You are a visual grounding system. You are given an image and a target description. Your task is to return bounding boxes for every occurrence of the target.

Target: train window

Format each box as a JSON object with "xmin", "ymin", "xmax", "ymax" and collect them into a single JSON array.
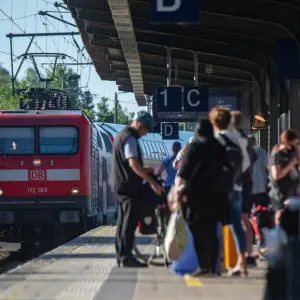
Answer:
[
  {"xmin": 97, "ymin": 132, "xmax": 103, "ymax": 150},
  {"xmin": 39, "ymin": 126, "xmax": 78, "ymax": 154},
  {"xmin": 0, "ymin": 127, "xmax": 35, "ymax": 155},
  {"xmin": 101, "ymin": 132, "xmax": 113, "ymax": 154}
]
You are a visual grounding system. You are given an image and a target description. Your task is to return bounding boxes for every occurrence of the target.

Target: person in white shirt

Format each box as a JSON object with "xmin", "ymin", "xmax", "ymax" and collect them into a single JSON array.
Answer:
[{"xmin": 209, "ymin": 107, "xmax": 249, "ymax": 277}]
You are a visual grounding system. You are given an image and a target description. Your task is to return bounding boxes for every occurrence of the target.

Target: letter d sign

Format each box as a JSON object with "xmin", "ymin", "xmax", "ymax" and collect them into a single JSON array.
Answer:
[{"xmin": 162, "ymin": 123, "xmax": 179, "ymax": 140}]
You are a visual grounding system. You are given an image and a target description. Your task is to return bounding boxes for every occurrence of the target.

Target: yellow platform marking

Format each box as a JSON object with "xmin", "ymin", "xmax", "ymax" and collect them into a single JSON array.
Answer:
[{"xmin": 184, "ymin": 275, "xmax": 203, "ymax": 287}]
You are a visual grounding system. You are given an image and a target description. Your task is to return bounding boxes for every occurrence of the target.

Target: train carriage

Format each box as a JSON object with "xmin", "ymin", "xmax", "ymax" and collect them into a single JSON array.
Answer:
[{"xmin": 0, "ymin": 109, "xmax": 101, "ymax": 249}]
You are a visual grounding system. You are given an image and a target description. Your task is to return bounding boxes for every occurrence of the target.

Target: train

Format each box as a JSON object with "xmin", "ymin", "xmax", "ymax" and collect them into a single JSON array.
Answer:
[{"xmin": 0, "ymin": 103, "xmax": 192, "ymax": 252}]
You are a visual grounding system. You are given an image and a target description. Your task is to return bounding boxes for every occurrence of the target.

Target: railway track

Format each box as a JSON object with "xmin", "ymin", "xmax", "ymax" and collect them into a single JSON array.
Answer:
[{"xmin": 0, "ymin": 251, "xmax": 22, "ymax": 274}]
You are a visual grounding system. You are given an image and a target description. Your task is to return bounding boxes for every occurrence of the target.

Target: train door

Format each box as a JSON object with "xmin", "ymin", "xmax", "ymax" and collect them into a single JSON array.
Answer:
[
  {"xmin": 99, "ymin": 131, "xmax": 114, "ymax": 218},
  {"xmin": 91, "ymin": 127, "xmax": 100, "ymax": 227},
  {"xmin": 95, "ymin": 129, "xmax": 106, "ymax": 223}
]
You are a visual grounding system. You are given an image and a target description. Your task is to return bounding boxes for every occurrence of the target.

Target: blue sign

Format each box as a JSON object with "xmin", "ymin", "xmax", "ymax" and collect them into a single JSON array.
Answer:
[
  {"xmin": 183, "ymin": 87, "xmax": 209, "ymax": 112},
  {"xmin": 162, "ymin": 123, "xmax": 179, "ymax": 140},
  {"xmin": 149, "ymin": 0, "xmax": 200, "ymax": 24},
  {"xmin": 156, "ymin": 87, "xmax": 182, "ymax": 112},
  {"xmin": 276, "ymin": 39, "xmax": 300, "ymax": 80},
  {"xmin": 209, "ymin": 92, "xmax": 239, "ymax": 111},
  {"xmin": 153, "ymin": 87, "xmax": 239, "ymax": 123}
]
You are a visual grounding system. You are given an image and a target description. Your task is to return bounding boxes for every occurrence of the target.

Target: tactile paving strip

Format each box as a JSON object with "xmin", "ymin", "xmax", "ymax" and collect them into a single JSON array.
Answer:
[{"xmin": 0, "ymin": 226, "xmax": 117, "ymax": 300}]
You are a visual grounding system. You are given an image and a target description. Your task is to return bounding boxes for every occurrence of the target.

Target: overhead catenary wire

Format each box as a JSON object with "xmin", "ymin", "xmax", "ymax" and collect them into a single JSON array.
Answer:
[
  {"xmin": 0, "ymin": 8, "xmax": 53, "ymax": 65},
  {"xmin": 0, "ymin": 13, "xmax": 37, "ymax": 22}
]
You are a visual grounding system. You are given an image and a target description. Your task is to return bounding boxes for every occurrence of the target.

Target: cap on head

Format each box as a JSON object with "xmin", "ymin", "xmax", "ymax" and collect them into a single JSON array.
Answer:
[
  {"xmin": 136, "ymin": 111, "xmax": 153, "ymax": 131},
  {"xmin": 172, "ymin": 141, "xmax": 182, "ymax": 153}
]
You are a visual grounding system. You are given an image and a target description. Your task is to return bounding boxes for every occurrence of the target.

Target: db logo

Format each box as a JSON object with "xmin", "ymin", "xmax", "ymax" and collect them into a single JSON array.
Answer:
[{"xmin": 30, "ymin": 170, "xmax": 45, "ymax": 180}]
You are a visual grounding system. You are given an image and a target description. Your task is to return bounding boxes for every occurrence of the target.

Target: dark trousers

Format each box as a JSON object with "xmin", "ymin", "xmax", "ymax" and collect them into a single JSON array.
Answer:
[
  {"xmin": 115, "ymin": 193, "xmax": 139, "ymax": 262},
  {"xmin": 189, "ymin": 218, "xmax": 219, "ymax": 272}
]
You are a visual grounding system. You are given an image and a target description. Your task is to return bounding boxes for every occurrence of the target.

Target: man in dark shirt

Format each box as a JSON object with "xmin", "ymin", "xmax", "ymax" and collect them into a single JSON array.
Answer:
[
  {"xmin": 113, "ymin": 111, "xmax": 164, "ymax": 268},
  {"xmin": 174, "ymin": 119, "xmax": 228, "ymax": 275}
]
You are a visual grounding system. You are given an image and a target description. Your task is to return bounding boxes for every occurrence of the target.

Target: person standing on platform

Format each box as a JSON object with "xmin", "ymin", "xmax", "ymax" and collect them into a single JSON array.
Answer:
[
  {"xmin": 157, "ymin": 141, "xmax": 182, "ymax": 194},
  {"xmin": 231, "ymin": 111, "xmax": 258, "ymax": 267},
  {"xmin": 112, "ymin": 111, "xmax": 164, "ymax": 268},
  {"xmin": 174, "ymin": 119, "xmax": 228, "ymax": 276},
  {"xmin": 247, "ymin": 135, "xmax": 269, "ymax": 257},
  {"xmin": 173, "ymin": 137, "xmax": 196, "ymax": 169},
  {"xmin": 210, "ymin": 107, "xmax": 250, "ymax": 277}
]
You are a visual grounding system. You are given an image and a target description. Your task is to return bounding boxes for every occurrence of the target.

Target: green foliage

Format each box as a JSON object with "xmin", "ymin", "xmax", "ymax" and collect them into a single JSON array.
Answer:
[
  {"xmin": 95, "ymin": 97, "xmax": 135, "ymax": 125},
  {"xmin": 79, "ymin": 90, "xmax": 95, "ymax": 121},
  {"xmin": 0, "ymin": 64, "xmax": 20, "ymax": 110},
  {"xmin": 96, "ymin": 97, "xmax": 113, "ymax": 122},
  {"xmin": 0, "ymin": 63, "xmax": 135, "ymax": 124}
]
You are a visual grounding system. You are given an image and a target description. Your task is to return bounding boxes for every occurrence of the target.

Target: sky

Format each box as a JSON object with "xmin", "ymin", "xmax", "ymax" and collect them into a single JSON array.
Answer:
[{"xmin": 0, "ymin": 0, "xmax": 144, "ymax": 113}]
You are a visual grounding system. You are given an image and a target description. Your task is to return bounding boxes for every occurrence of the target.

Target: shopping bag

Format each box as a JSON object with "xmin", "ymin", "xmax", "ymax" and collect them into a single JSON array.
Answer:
[
  {"xmin": 164, "ymin": 206, "xmax": 188, "ymax": 261},
  {"xmin": 171, "ymin": 222, "xmax": 200, "ymax": 275}
]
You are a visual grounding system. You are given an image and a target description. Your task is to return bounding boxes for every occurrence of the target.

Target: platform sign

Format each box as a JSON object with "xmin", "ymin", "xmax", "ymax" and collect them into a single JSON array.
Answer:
[
  {"xmin": 149, "ymin": 0, "xmax": 200, "ymax": 24},
  {"xmin": 183, "ymin": 87, "xmax": 209, "ymax": 112},
  {"xmin": 209, "ymin": 92, "xmax": 239, "ymax": 111},
  {"xmin": 153, "ymin": 86, "xmax": 209, "ymax": 122},
  {"xmin": 162, "ymin": 123, "xmax": 179, "ymax": 140},
  {"xmin": 156, "ymin": 87, "xmax": 182, "ymax": 112}
]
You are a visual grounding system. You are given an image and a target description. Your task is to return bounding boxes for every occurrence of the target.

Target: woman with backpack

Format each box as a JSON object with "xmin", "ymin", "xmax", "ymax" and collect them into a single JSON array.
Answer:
[{"xmin": 173, "ymin": 118, "xmax": 230, "ymax": 276}]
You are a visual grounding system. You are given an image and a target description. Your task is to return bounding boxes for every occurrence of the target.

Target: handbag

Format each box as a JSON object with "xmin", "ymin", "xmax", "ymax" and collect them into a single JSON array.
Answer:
[{"xmin": 164, "ymin": 199, "xmax": 188, "ymax": 261}]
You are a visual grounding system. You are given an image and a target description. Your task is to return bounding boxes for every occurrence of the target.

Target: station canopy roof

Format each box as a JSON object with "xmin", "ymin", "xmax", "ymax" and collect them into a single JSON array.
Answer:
[{"xmin": 65, "ymin": 0, "xmax": 300, "ymax": 105}]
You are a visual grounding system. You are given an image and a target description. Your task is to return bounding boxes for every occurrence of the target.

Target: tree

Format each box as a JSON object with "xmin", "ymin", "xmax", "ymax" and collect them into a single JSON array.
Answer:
[
  {"xmin": 79, "ymin": 90, "xmax": 95, "ymax": 120},
  {"xmin": 96, "ymin": 97, "xmax": 114, "ymax": 122},
  {"xmin": 0, "ymin": 64, "xmax": 10, "ymax": 86},
  {"xmin": 117, "ymin": 103, "xmax": 134, "ymax": 125},
  {"xmin": 0, "ymin": 65, "xmax": 20, "ymax": 109},
  {"xmin": 19, "ymin": 67, "xmax": 41, "ymax": 88},
  {"xmin": 46, "ymin": 65, "xmax": 81, "ymax": 105}
]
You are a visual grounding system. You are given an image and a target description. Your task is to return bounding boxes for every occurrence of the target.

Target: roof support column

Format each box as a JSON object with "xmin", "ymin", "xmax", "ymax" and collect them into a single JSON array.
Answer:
[
  {"xmin": 193, "ymin": 52, "xmax": 198, "ymax": 86},
  {"xmin": 167, "ymin": 47, "xmax": 172, "ymax": 87},
  {"xmin": 289, "ymin": 80, "xmax": 300, "ymax": 133},
  {"xmin": 269, "ymin": 63, "xmax": 280, "ymax": 148}
]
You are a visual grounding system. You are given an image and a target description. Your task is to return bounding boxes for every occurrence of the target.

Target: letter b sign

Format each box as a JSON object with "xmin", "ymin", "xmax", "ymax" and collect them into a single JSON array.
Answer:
[{"xmin": 150, "ymin": 0, "xmax": 200, "ymax": 24}]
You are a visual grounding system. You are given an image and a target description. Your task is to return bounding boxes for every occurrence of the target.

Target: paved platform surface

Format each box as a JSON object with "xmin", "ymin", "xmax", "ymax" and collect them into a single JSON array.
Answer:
[{"xmin": 0, "ymin": 226, "xmax": 266, "ymax": 300}]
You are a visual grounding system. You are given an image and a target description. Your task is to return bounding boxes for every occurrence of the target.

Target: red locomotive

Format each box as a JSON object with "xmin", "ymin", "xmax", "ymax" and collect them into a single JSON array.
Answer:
[{"xmin": 0, "ymin": 89, "xmax": 102, "ymax": 251}]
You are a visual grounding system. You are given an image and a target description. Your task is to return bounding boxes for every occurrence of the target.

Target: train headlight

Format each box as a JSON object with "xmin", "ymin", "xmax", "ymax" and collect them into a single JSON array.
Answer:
[
  {"xmin": 0, "ymin": 189, "xmax": 3, "ymax": 196},
  {"xmin": 33, "ymin": 158, "xmax": 41, "ymax": 166},
  {"xmin": 71, "ymin": 187, "xmax": 80, "ymax": 196}
]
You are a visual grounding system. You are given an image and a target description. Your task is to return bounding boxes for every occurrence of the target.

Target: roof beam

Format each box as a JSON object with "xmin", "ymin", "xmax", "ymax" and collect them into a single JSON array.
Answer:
[
  {"xmin": 77, "ymin": 10, "xmax": 276, "ymax": 57},
  {"xmin": 87, "ymin": 25, "xmax": 270, "ymax": 76},
  {"xmin": 132, "ymin": 0, "xmax": 300, "ymax": 45},
  {"xmin": 108, "ymin": 56, "xmax": 254, "ymax": 82},
  {"xmin": 114, "ymin": 70, "xmax": 246, "ymax": 86},
  {"xmin": 110, "ymin": 63, "xmax": 253, "ymax": 84},
  {"xmin": 107, "ymin": 54, "xmax": 255, "ymax": 81},
  {"xmin": 91, "ymin": 32, "xmax": 264, "ymax": 86},
  {"xmin": 106, "ymin": 0, "xmax": 145, "ymax": 105}
]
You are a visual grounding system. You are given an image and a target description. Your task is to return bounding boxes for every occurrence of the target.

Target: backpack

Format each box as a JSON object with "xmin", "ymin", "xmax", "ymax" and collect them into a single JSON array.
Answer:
[{"xmin": 220, "ymin": 134, "xmax": 243, "ymax": 187}]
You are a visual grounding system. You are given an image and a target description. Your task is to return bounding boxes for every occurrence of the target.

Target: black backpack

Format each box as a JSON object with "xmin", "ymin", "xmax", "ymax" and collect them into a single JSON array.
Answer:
[{"xmin": 220, "ymin": 134, "xmax": 243, "ymax": 187}]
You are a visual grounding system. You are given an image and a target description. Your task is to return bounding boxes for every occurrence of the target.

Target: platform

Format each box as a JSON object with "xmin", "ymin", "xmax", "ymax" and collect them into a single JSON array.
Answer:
[{"xmin": 0, "ymin": 226, "xmax": 266, "ymax": 300}]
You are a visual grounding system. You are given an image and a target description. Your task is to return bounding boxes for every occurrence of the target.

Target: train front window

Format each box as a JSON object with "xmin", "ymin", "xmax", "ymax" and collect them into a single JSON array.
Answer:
[
  {"xmin": 39, "ymin": 126, "xmax": 78, "ymax": 154},
  {"xmin": 0, "ymin": 127, "xmax": 35, "ymax": 155}
]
